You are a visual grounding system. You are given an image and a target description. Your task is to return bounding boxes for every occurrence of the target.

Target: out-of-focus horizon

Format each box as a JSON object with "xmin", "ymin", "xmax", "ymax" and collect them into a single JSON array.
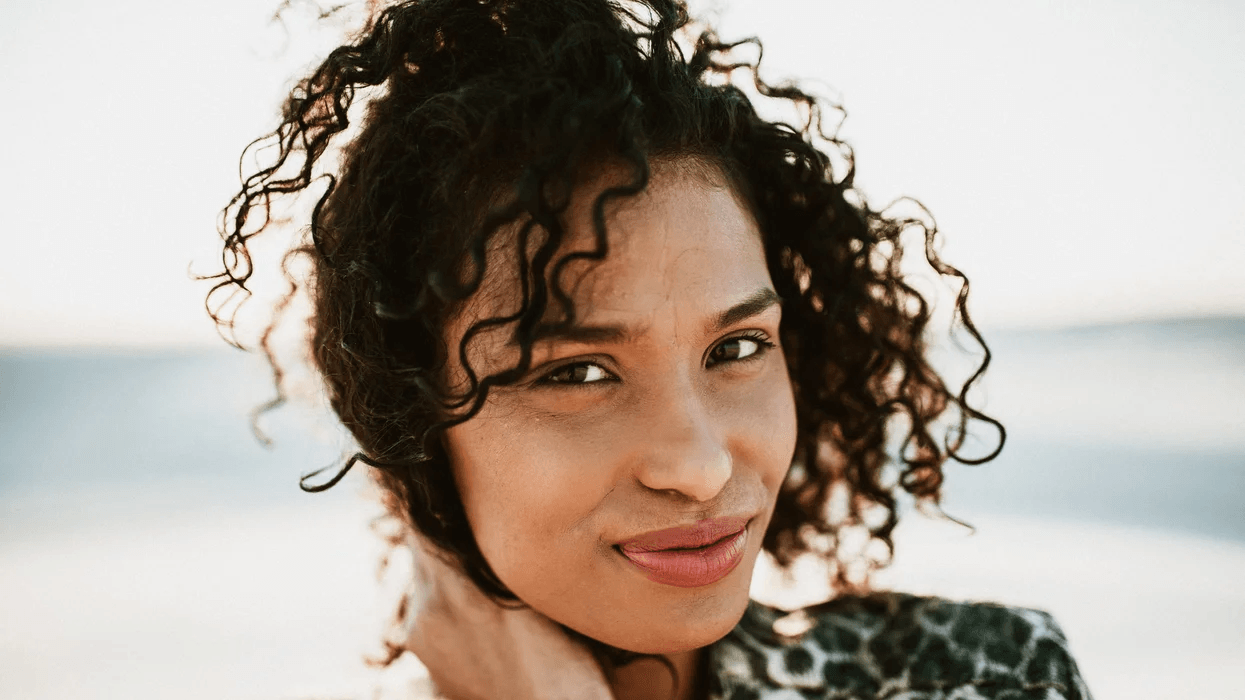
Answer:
[
  {"xmin": 1, "ymin": 0, "xmax": 1243, "ymax": 347},
  {"xmin": 3, "ymin": 318, "xmax": 1243, "ymax": 700}
]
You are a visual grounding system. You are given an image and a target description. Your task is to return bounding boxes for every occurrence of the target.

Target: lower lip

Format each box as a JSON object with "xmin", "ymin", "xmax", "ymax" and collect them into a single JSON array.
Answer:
[{"xmin": 618, "ymin": 527, "xmax": 748, "ymax": 588}]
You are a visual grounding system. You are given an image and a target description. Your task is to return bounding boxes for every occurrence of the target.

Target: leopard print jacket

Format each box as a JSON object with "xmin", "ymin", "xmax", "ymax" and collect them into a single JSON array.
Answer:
[{"xmin": 705, "ymin": 593, "xmax": 1092, "ymax": 700}]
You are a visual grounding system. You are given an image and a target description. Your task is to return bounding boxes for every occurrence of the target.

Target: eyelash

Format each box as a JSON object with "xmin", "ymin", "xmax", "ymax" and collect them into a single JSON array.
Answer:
[{"xmin": 534, "ymin": 331, "xmax": 777, "ymax": 388}]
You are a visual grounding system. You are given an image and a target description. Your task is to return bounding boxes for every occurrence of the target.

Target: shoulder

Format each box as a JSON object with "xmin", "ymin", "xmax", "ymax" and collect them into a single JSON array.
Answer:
[{"xmin": 708, "ymin": 592, "xmax": 1093, "ymax": 700}]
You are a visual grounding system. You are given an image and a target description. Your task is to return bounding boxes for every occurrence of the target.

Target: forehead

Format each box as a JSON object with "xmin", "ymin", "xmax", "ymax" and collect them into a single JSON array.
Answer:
[{"xmin": 451, "ymin": 157, "xmax": 770, "ymax": 339}]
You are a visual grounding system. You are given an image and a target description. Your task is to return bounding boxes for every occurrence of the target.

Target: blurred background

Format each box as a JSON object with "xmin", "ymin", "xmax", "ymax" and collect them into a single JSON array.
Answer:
[{"xmin": 1, "ymin": 0, "xmax": 1242, "ymax": 698}]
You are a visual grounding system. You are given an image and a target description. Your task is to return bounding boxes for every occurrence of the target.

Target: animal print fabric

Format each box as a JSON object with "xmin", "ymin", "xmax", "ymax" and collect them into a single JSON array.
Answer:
[{"xmin": 706, "ymin": 593, "xmax": 1092, "ymax": 700}]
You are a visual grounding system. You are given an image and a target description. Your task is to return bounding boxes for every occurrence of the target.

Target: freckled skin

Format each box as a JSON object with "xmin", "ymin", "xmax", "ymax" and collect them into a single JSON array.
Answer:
[{"xmin": 442, "ymin": 161, "xmax": 798, "ymax": 668}]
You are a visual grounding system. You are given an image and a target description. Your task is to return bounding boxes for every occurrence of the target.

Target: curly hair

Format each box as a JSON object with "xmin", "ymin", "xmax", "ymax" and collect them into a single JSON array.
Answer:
[{"xmin": 204, "ymin": 0, "xmax": 1003, "ymax": 677}]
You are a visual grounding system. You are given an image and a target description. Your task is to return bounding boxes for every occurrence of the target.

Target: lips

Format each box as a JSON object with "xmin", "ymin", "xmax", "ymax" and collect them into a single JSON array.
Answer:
[{"xmin": 616, "ymin": 516, "xmax": 750, "ymax": 588}]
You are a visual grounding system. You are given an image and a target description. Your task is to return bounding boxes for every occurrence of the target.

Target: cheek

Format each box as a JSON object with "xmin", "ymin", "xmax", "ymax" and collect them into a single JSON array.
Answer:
[
  {"xmin": 444, "ymin": 411, "xmax": 608, "ymax": 575},
  {"xmin": 732, "ymin": 360, "xmax": 799, "ymax": 493}
]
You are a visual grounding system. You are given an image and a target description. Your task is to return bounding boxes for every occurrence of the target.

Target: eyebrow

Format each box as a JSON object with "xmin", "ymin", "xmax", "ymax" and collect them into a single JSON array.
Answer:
[
  {"xmin": 712, "ymin": 287, "xmax": 782, "ymax": 332},
  {"xmin": 520, "ymin": 287, "xmax": 782, "ymax": 347}
]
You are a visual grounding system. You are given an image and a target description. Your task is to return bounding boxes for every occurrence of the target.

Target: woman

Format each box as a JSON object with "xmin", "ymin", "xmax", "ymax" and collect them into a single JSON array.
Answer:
[{"xmin": 206, "ymin": 1, "xmax": 1092, "ymax": 698}]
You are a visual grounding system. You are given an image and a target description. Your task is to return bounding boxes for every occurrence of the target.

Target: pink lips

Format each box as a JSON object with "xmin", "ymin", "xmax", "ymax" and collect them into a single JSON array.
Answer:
[{"xmin": 616, "ymin": 516, "xmax": 750, "ymax": 588}]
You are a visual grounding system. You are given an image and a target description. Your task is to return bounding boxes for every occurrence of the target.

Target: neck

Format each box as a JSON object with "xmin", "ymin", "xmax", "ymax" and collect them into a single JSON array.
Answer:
[{"xmin": 608, "ymin": 648, "xmax": 704, "ymax": 700}]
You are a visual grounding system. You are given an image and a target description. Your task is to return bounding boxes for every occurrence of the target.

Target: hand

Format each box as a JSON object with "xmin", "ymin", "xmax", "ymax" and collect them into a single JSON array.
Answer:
[{"xmin": 402, "ymin": 533, "xmax": 615, "ymax": 700}]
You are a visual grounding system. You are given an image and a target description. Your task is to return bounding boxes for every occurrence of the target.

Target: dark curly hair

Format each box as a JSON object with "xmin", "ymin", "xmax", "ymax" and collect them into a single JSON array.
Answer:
[{"xmin": 204, "ymin": 0, "xmax": 1003, "ymax": 680}]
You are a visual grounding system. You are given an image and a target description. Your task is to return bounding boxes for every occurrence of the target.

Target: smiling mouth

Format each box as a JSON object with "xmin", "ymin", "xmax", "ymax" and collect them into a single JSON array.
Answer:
[
  {"xmin": 615, "ymin": 515, "xmax": 751, "ymax": 553},
  {"xmin": 652, "ymin": 532, "xmax": 736, "ymax": 552},
  {"xmin": 615, "ymin": 525, "xmax": 749, "ymax": 588},
  {"xmin": 611, "ymin": 533, "xmax": 729, "ymax": 556}
]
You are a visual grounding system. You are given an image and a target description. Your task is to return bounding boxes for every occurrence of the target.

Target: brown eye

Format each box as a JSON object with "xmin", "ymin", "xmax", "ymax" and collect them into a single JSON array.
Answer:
[
  {"xmin": 708, "ymin": 334, "xmax": 773, "ymax": 367},
  {"xmin": 544, "ymin": 362, "xmax": 612, "ymax": 385}
]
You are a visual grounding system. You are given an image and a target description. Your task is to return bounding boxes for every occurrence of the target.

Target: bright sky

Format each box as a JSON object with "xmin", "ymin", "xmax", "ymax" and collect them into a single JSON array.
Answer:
[{"xmin": 1, "ymin": 0, "xmax": 1242, "ymax": 347}]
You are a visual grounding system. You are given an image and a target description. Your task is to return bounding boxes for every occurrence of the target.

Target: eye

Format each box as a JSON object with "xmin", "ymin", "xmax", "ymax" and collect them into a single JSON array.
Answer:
[
  {"xmin": 708, "ymin": 332, "xmax": 775, "ymax": 367},
  {"xmin": 540, "ymin": 362, "xmax": 614, "ymax": 385}
]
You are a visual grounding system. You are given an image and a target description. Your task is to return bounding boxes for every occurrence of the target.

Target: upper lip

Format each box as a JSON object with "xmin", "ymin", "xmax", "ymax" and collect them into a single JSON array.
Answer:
[{"xmin": 616, "ymin": 516, "xmax": 751, "ymax": 553}]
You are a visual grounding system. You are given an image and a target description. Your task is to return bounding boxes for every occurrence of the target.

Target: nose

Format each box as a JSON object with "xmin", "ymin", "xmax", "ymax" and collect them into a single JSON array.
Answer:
[{"xmin": 631, "ymin": 388, "xmax": 732, "ymax": 503}]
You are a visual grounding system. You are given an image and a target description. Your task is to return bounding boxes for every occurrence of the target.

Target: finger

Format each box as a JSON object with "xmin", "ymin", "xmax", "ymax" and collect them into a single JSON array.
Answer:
[
  {"xmin": 406, "ymin": 532, "xmax": 504, "ymax": 625},
  {"xmin": 408, "ymin": 532, "xmax": 466, "ymax": 595}
]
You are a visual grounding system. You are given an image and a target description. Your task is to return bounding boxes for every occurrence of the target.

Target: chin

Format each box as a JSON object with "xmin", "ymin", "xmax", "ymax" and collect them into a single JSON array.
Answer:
[
  {"xmin": 620, "ymin": 615, "xmax": 746, "ymax": 655},
  {"xmin": 605, "ymin": 578, "xmax": 755, "ymax": 655}
]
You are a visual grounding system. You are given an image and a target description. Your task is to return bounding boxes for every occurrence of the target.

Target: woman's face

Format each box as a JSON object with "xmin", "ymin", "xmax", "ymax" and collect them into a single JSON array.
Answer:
[{"xmin": 441, "ymin": 159, "xmax": 798, "ymax": 654}]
